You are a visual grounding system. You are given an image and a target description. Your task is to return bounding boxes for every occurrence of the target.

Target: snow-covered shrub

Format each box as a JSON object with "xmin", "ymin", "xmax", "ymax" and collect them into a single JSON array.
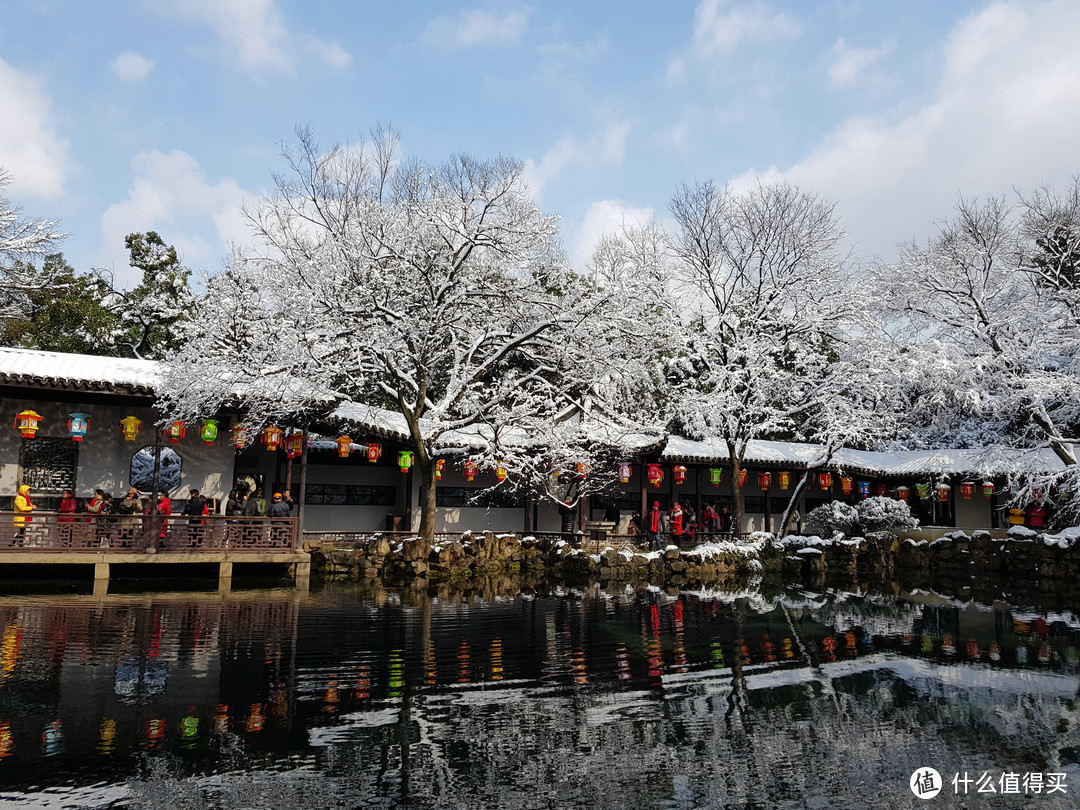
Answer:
[
  {"xmin": 855, "ymin": 496, "xmax": 919, "ymax": 533},
  {"xmin": 803, "ymin": 501, "xmax": 858, "ymax": 538}
]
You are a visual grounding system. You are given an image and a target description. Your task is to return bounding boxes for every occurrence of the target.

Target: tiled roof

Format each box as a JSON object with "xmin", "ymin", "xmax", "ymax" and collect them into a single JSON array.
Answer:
[{"xmin": 0, "ymin": 347, "xmax": 160, "ymax": 393}]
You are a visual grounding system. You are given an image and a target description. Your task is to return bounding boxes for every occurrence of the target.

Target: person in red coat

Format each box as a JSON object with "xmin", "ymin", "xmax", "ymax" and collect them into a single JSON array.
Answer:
[
  {"xmin": 668, "ymin": 501, "xmax": 683, "ymax": 540},
  {"xmin": 58, "ymin": 489, "xmax": 78, "ymax": 523},
  {"xmin": 648, "ymin": 502, "xmax": 662, "ymax": 551}
]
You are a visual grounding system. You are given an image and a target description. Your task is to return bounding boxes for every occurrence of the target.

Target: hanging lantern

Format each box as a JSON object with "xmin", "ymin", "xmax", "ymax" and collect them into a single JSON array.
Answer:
[
  {"xmin": 758, "ymin": 472, "xmax": 772, "ymax": 490},
  {"xmin": 284, "ymin": 432, "xmax": 304, "ymax": 459},
  {"xmin": 261, "ymin": 425, "xmax": 283, "ymax": 451},
  {"xmin": 230, "ymin": 423, "xmax": 249, "ymax": 449},
  {"xmin": 915, "ymin": 483, "xmax": 930, "ymax": 500},
  {"xmin": 840, "ymin": 477, "xmax": 853, "ymax": 495},
  {"xmin": 778, "ymin": 471, "xmax": 790, "ymax": 490},
  {"xmin": 435, "ymin": 459, "xmax": 445, "ymax": 480},
  {"xmin": 335, "ymin": 436, "xmax": 353, "ymax": 458},
  {"xmin": 896, "ymin": 486, "xmax": 910, "ymax": 501},
  {"xmin": 67, "ymin": 412, "xmax": 91, "ymax": 442},
  {"xmin": 13, "ymin": 410, "xmax": 42, "ymax": 438},
  {"xmin": 647, "ymin": 463, "xmax": 663, "ymax": 488},
  {"xmin": 982, "ymin": 481, "xmax": 995, "ymax": 498},
  {"xmin": 617, "ymin": 461, "xmax": 632, "ymax": 484},
  {"xmin": 119, "ymin": 416, "xmax": 143, "ymax": 442},
  {"xmin": 858, "ymin": 480, "xmax": 870, "ymax": 498},
  {"xmin": 164, "ymin": 420, "xmax": 186, "ymax": 444},
  {"xmin": 936, "ymin": 483, "xmax": 951, "ymax": 502},
  {"xmin": 960, "ymin": 481, "xmax": 975, "ymax": 499},
  {"xmin": 365, "ymin": 443, "xmax": 382, "ymax": 463},
  {"xmin": 709, "ymin": 468, "xmax": 723, "ymax": 486},
  {"xmin": 464, "ymin": 460, "xmax": 479, "ymax": 481},
  {"xmin": 819, "ymin": 472, "xmax": 832, "ymax": 490},
  {"xmin": 575, "ymin": 462, "xmax": 590, "ymax": 479},
  {"xmin": 738, "ymin": 469, "xmax": 748, "ymax": 487},
  {"xmin": 495, "ymin": 462, "xmax": 508, "ymax": 482},
  {"xmin": 398, "ymin": 451, "xmax": 414, "ymax": 473},
  {"xmin": 875, "ymin": 483, "xmax": 887, "ymax": 497},
  {"xmin": 198, "ymin": 419, "xmax": 219, "ymax": 446},
  {"xmin": 674, "ymin": 464, "xmax": 688, "ymax": 485}
]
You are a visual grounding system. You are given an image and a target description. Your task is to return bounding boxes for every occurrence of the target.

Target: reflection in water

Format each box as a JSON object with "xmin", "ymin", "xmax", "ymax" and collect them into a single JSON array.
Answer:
[{"xmin": 0, "ymin": 581, "xmax": 1078, "ymax": 807}]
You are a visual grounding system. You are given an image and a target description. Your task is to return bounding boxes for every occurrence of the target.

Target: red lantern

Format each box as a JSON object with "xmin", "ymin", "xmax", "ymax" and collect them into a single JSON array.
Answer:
[
  {"xmin": 841, "ymin": 477, "xmax": 853, "ymax": 495},
  {"xmin": 738, "ymin": 469, "xmax": 748, "ymax": 487},
  {"xmin": 284, "ymin": 432, "xmax": 304, "ymax": 459},
  {"xmin": 819, "ymin": 472, "xmax": 832, "ymax": 490},
  {"xmin": 896, "ymin": 486, "xmax": 910, "ymax": 501},
  {"xmin": 435, "ymin": 459, "xmax": 445, "ymax": 480},
  {"xmin": 982, "ymin": 481, "xmax": 995, "ymax": 498},
  {"xmin": 261, "ymin": 425, "xmax": 283, "ymax": 451},
  {"xmin": 647, "ymin": 463, "xmax": 663, "ymax": 488},
  {"xmin": 13, "ymin": 410, "xmax": 43, "ymax": 438},
  {"xmin": 617, "ymin": 461, "xmax": 632, "ymax": 483},
  {"xmin": 366, "ymin": 443, "xmax": 382, "ymax": 463},
  {"xmin": 758, "ymin": 472, "xmax": 771, "ymax": 490},
  {"xmin": 165, "ymin": 420, "xmax": 186, "ymax": 444},
  {"xmin": 960, "ymin": 481, "xmax": 975, "ymax": 499},
  {"xmin": 230, "ymin": 423, "xmax": 249, "ymax": 449},
  {"xmin": 674, "ymin": 464, "xmax": 688, "ymax": 485},
  {"xmin": 936, "ymin": 484, "xmax": 951, "ymax": 502},
  {"xmin": 464, "ymin": 460, "xmax": 479, "ymax": 481},
  {"xmin": 778, "ymin": 471, "xmax": 790, "ymax": 490},
  {"xmin": 335, "ymin": 436, "xmax": 353, "ymax": 458},
  {"xmin": 875, "ymin": 483, "xmax": 887, "ymax": 497}
]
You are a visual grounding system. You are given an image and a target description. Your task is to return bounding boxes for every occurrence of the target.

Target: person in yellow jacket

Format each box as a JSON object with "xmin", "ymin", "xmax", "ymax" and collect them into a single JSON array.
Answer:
[{"xmin": 13, "ymin": 484, "xmax": 34, "ymax": 531}]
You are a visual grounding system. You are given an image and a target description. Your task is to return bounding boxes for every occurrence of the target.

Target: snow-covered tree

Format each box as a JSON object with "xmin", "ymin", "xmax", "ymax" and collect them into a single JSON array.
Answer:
[
  {"xmin": 0, "ymin": 168, "xmax": 67, "ymax": 321},
  {"xmin": 160, "ymin": 129, "xmax": 665, "ymax": 543},
  {"xmin": 802, "ymin": 500, "xmax": 857, "ymax": 538},
  {"xmin": 855, "ymin": 496, "xmax": 918, "ymax": 534}
]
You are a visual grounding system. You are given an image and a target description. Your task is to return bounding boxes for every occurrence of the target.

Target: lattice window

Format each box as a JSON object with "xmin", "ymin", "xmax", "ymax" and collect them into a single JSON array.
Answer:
[{"xmin": 20, "ymin": 438, "xmax": 78, "ymax": 492}]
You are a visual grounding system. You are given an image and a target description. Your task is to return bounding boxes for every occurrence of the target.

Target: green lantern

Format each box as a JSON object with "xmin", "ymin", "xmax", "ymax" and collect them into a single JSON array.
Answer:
[
  {"xmin": 915, "ymin": 483, "xmax": 930, "ymax": 499},
  {"xmin": 709, "ymin": 468, "xmax": 723, "ymax": 486},
  {"xmin": 199, "ymin": 419, "xmax": 220, "ymax": 446},
  {"xmin": 398, "ymin": 451, "xmax": 414, "ymax": 473}
]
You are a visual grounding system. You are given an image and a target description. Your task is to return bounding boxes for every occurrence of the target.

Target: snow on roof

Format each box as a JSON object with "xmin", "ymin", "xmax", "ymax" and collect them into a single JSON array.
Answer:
[{"xmin": 0, "ymin": 346, "xmax": 160, "ymax": 392}]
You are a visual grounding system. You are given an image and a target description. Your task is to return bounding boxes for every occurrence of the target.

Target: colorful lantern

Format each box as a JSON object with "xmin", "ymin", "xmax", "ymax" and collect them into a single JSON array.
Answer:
[
  {"xmin": 936, "ymin": 483, "xmax": 951, "ymax": 502},
  {"xmin": 366, "ymin": 443, "xmax": 382, "ymax": 463},
  {"xmin": 67, "ymin": 412, "xmax": 91, "ymax": 442},
  {"xmin": 819, "ymin": 472, "xmax": 832, "ymax": 490},
  {"xmin": 617, "ymin": 461, "xmax": 632, "ymax": 484},
  {"xmin": 464, "ymin": 460, "xmax": 478, "ymax": 481},
  {"xmin": 198, "ymin": 419, "xmax": 219, "ymax": 446},
  {"xmin": 647, "ymin": 463, "xmax": 663, "ymax": 488},
  {"xmin": 119, "ymin": 416, "xmax": 143, "ymax": 442},
  {"xmin": 674, "ymin": 464, "xmax": 688, "ymax": 485},
  {"xmin": 960, "ymin": 481, "xmax": 975, "ymax": 499},
  {"xmin": 398, "ymin": 451, "xmax": 414, "ymax": 473},
  {"xmin": 840, "ymin": 476, "xmax": 853, "ymax": 495},
  {"xmin": 261, "ymin": 425, "xmax": 283, "ymax": 451},
  {"xmin": 284, "ymin": 432, "xmax": 304, "ymax": 459},
  {"xmin": 778, "ymin": 471, "xmax": 790, "ymax": 490},
  {"xmin": 758, "ymin": 472, "xmax": 772, "ymax": 490},
  {"xmin": 896, "ymin": 486, "xmax": 910, "ymax": 501},
  {"xmin": 875, "ymin": 483, "xmax": 887, "ymax": 497},
  {"xmin": 915, "ymin": 483, "xmax": 930, "ymax": 500},
  {"xmin": 335, "ymin": 436, "xmax": 353, "ymax": 458},
  {"xmin": 230, "ymin": 423, "xmax": 249, "ymax": 449},
  {"xmin": 982, "ymin": 481, "xmax": 995, "ymax": 498},
  {"xmin": 13, "ymin": 410, "xmax": 42, "ymax": 438},
  {"xmin": 495, "ymin": 462, "xmax": 508, "ymax": 482},
  {"xmin": 435, "ymin": 459, "xmax": 445, "ymax": 480},
  {"xmin": 858, "ymin": 480, "xmax": 870, "ymax": 498},
  {"xmin": 575, "ymin": 462, "xmax": 590, "ymax": 479},
  {"xmin": 738, "ymin": 469, "xmax": 748, "ymax": 487},
  {"xmin": 164, "ymin": 420, "xmax": 186, "ymax": 444},
  {"xmin": 709, "ymin": 468, "xmax": 723, "ymax": 486}
]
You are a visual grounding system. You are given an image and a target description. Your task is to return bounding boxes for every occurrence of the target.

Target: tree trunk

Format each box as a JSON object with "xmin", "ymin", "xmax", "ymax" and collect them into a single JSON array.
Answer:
[
  {"xmin": 730, "ymin": 455, "xmax": 743, "ymax": 540},
  {"xmin": 416, "ymin": 451, "xmax": 436, "ymax": 544},
  {"xmin": 778, "ymin": 473, "xmax": 811, "ymax": 538}
]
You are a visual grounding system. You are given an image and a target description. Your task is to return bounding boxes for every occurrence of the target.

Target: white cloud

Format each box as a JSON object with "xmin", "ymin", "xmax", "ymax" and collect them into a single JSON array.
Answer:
[
  {"xmin": 0, "ymin": 57, "xmax": 68, "ymax": 198},
  {"xmin": 100, "ymin": 150, "xmax": 254, "ymax": 287},
  {"xmin": 691, "ymin": 0, "xmax": 801, "ymax": 55},
  {"xmin": 523, "ymin": 121, "xmax": 635, "ymax": 197},
  {"xmin": 732, "ymin": 0, "xmax": 1080, "ymax": 260},
  {"xmin": 111, "ymin": 51, "xmax": 154, "ymax": 82},
  {"xmin": 163, "ymin": 0, "xmax": 350, "ymax": 73},
  {"xmin": 421, "ymin": 8, "xmax": 530, "ymax": 48},
  {"xmin": 569, "ymin": 200, "xmax": 655, "ymax": 272},
  {"xmin": 827, "ymin": 38, "xmax": 893, "ymax": 87}
]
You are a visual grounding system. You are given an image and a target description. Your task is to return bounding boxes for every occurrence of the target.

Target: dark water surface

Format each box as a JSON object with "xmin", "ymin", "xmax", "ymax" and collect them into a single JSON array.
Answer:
[{"xmin": 0, "ymin": 576, "xmax": 1079, "ymax": 809}]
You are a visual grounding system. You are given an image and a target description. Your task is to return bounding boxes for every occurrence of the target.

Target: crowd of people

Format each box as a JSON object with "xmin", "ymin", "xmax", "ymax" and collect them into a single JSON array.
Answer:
[{"xmin": 606, "ymin": 499, "xmax": 734, "ymax": 552}]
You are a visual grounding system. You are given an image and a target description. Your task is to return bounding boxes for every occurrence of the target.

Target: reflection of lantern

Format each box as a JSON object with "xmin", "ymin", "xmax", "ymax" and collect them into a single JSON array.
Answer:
[
  {"xmin": 778, "ymin": 471, "xmax": 790, "ymax": 490},
  {"xmin": 819, "ymin": 472, "xmax": 832, "ymax": 490},
  {"xmin": 915, "ymin": 483, "xmax": 930, "ymax": 500},
  {"xmin": 398, "ymin": 451, "xmax": 414, "ymax": 473},
  {"xmin": 67, "ymin": 412, "xmax": 91, "ymax": 442},
  {"xmin": 709, "ymin": 468, "xmax": 722, "ymax": 486},
  {"xmin": 858, "ymin": 480, "xmax": 870, "ymax": 498},
  {"xmin": 758, "ymin": 472, "xmax": 772, "ymax": 490},
  {"xmin": 495, "ymin": 462, "xmax": 508, "ymax": 482},
  {"xmin": 875, "ymin": 483, "xmax": 887, "ymax": 497},
  {"xmin": 617, "ymin": 461, "xmax": 632, "ymax": 483},
  {"xmin": 230, "ymin": 423, "xmax": 249, "ymax": 449},
  {"xmin": 841, "ymin": 476, "xmax": 853, "ymax": 495},
  {"xmin": 674, "ymin": 464, "xmax": 688, "ymax": 485},
  {"xmin": 199, "ymin": 419, "xmax": 219, "ymax": 446},
  {"xmin": 647, "ymin": 463, "xmax": 663, "ymax": 488},
  {"xmin": 896, "ymin": 486, "xmax": 910, "ymax": 501},
  {"xmin": 982, "ymin": 481, "xmax": 995, "ymax": 498},
  {"xmin": 936, "ymin": 483, "xmax": 951, "ymax": 502},
  {"xmin": 165, "ymin": 420, "xmax": 186, "ymax": 444},
  {"xmin": 284, "ymin": 432, "xmax": 304, "ymax": 459},
  {"xmin": 261, "ymin": 425, "xmax": 283, "ymax": 451},
  {"xmin": 464, "ymin": 460, "xmax": 479, "ymax": 481},
  {"xmin": 960, "ymin": 481, "xmax": 975, "ymax": 499},
  {"xmin": 119, "ymin": 416, "xmax": 143, "ymax": 442},
  {"xmin": 738, "ymin": 469, "xmax": 748, "ymax": 487},
  {"xmin": 335, "ymin": 436, "xmax": 353, "ymax": 458},
  {"xmin": 435, "ymin": 459, "xmax": 445, "ymax": 480},
  {"xmin": 14, "ymin": 410, "xmax": 42, "ymax": 438},
  {"xmin": 366, "ymin": 443, "xmax": 382, "ymax": 463}
]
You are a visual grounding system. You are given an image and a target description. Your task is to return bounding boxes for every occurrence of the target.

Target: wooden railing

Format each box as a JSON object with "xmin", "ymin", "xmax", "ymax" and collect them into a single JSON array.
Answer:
[{"xmin": 0, "ymin": 512, "xmax": 299, "ymax": 553}]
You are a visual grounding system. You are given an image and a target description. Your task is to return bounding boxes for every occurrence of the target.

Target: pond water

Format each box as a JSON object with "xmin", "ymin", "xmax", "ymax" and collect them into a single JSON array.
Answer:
[{"xmin": 0, "ymin": 575, "xmax": 1079, "ymax": 809}]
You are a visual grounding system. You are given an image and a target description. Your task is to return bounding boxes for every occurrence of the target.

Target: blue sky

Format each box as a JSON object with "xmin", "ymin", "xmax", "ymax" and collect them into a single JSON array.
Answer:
[{"xmin": 2, "ymin": 0, "xmax": 1076, "ymax": 287}]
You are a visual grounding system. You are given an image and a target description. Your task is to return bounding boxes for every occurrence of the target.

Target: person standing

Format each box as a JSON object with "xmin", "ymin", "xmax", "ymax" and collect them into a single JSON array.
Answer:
[
  {"xmin": 668, "ymin": 500, "xmax": 683, "ymax": 541},
  {"xmin": 243, "ymin": 487, "xmax": 264, "ymax": 517},
  {"xmin": 58, "ymin": 489, "xmax": 78, "ymax": 522},
  {"xmin": 604, "ymin": 501, "xmax": 620, "ymax": 524},
  {"xmin": 183, "ymin": 489, "xmax": 207, "ymax": 547},
  {"xmin": 719, "ymin": 506, "xmax": 733, "ymax": 534},
  {"xmin": 647, "ymin": 502, "xmax": 662, "ymax": 551},
  {"xmin": 115, "ymin": 487, "xmax": 144, "ymax": 547},
  {"xmin": 13, "ymin": 485, "xmax": 34, "ymax": 543},
  {"xmin": 225, "ymin": 489, "xmax": 244, "ymax": 517},
  {"xmin": 145, "ymin": 489, "xmax": 172, "ymax": 542}
]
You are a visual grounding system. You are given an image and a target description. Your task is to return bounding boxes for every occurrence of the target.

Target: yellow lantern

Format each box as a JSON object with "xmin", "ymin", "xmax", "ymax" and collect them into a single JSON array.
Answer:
[
  {"xmin": 119, "ymin": 416, "xmax": 143, "ymax": 442},
  {"xmin": 841, "ymin": 476, "xmax": 853, "ymax": 495},
  {"xmin": 495, "ymin": 462, "xmax": 508, "ymax": 482},
  {"xmin": 261, "ymin": 425, "xmax": 283, "ymax": 451},
  {"xmin": 674, "ymin": 464, "xmax": 688, "ymax": 484},
  {"xmin": 13, "ymin": 410, "xmax": 42, "ymax": 438},
  {"xmin": 778, "ymin": 471, "xmax": 790, "ymax": 490},
  {"xmin": 335, "ymin": 436, "xmax": 353, "ymax": 458}
]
